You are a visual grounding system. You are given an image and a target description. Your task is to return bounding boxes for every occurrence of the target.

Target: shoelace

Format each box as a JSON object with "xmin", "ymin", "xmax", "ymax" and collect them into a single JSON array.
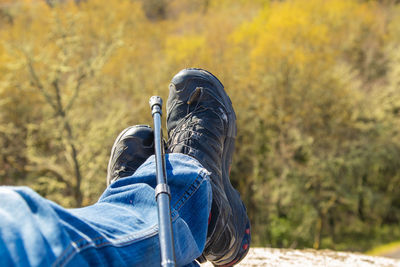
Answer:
[
  {"xmin": 167, "ymin": 86, "xmax": 226, "ymax": 152},
  {"xmin": 112, "ymin": 163, "xmax": 137, "ymax": 182}
]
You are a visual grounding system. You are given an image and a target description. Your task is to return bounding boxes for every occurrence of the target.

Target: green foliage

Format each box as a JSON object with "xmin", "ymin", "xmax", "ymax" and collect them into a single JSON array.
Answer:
[{"xmin": 1, "ymin": 0, "xmax": 400, "ymax": 252}]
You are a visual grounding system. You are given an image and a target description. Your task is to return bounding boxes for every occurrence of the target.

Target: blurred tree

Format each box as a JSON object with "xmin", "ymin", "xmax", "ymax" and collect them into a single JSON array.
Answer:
[
  {"xmin": 1, "ymin": 0, "xmax": 400, "ymax": 251},
  {"xmin": 0, "ymin": 0, "xmax": 136, "ymax": 206}
]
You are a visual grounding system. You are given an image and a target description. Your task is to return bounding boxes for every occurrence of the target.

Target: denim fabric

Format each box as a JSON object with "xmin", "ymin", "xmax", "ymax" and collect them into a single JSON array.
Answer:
[{"xmin": 0, "ymin": 153, "xmax": 212, "ymax": 267}]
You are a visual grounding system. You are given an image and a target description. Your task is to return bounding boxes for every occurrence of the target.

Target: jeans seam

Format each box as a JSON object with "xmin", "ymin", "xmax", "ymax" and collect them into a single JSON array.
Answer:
[
  {"xmin": 53, "ymin": 224, "xmax": 159, "ymax": 267},
  {"xmin": 172, "ymin": 168, "xmax": 208, "ymax": 212}
]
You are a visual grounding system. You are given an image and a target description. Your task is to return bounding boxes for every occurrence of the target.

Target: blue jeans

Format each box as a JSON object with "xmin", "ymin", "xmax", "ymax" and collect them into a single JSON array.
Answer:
[{"xmin": 0, "ymin": 153, "xmax": 212, "ymax": 267}]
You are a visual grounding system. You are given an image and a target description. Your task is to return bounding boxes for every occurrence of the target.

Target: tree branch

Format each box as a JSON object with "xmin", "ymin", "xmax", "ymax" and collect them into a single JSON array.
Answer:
[
  {"xmin": 25, "ymin": 54, "xmax": 58, "ymax": 112},
  {"xmin": 65, "ymin": 72, "xmax": 86, "ymax": 112}
]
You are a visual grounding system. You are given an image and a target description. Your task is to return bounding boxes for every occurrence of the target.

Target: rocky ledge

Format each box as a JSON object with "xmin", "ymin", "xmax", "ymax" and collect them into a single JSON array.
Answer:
[{"xmin": 201, "ymin": 247, "xmax": 400, "ymax": 266}]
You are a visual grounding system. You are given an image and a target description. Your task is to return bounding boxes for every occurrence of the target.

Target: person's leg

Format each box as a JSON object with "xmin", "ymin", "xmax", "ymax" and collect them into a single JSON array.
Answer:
[
  {"xmin": 0, "ymin": 126, "xmax": 212, "ymax": 266},
  {"xmin": 166, "ymin": 68, "xmax": 251, "ymax": 265},
  {"xmin": 0, "ymin": 68, "xmax": 251, "ymax": 267}
]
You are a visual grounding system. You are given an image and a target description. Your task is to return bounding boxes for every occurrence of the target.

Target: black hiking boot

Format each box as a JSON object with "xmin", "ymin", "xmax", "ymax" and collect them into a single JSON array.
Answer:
[
  {"xmin": 166, "ymin": 68, "xmax": 251, "ymax": 266},
  {"xmin": 107, "ymin": 125, "xmax": 154, "ymax": 185}
]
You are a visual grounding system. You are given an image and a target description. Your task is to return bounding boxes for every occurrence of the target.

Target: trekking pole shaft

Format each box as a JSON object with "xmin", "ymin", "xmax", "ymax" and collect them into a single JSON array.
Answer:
[{"xmin": 150, "ymin": 96, "xmax": 176, "ymax": 267}]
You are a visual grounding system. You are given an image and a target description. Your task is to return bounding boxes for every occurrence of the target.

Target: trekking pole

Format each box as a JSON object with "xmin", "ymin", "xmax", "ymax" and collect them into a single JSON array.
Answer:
[{"xmin": 149, "ymin": 96, "xmax": 176, "ymax": 267}]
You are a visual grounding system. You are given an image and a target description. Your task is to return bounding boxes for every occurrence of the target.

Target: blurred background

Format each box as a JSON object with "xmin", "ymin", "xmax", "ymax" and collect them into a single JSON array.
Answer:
[{"xmin": 1, "ymin": 0, "xmax": 400, "ymax": 255}]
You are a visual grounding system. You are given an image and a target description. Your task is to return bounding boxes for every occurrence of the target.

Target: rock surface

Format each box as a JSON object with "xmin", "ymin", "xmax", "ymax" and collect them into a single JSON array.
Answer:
[{"xmin": 201, "ymin": 248, "xmax": 400, "ymax": 266}]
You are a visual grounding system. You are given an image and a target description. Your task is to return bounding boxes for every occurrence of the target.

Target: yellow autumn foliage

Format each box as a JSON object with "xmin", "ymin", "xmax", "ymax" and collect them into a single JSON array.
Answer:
[{"xmin": 1, "ymin": 0, "xmax": 400, "ymax": 250}]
